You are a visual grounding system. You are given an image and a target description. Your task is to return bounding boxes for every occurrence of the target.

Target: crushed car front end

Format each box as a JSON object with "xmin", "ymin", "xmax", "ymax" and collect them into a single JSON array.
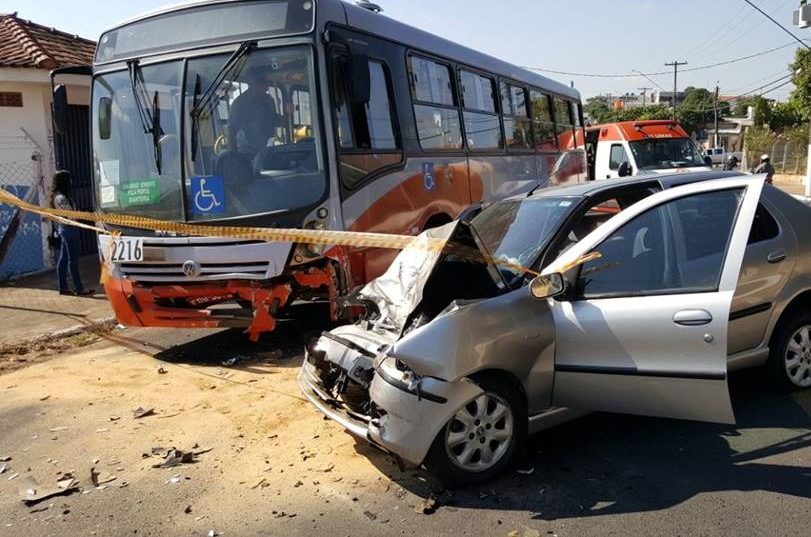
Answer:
[{"xmin": 298, "ymin": 325, "xmax": 486, "ymax": 466}]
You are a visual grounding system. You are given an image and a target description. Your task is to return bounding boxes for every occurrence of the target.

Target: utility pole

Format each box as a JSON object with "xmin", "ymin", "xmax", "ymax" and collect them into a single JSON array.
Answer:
[
  {"xmin": 713, "ymin": 84, "xmax": 720, "ymax": 148},
  {"xmin": 664, "ymin": 60, "xmax": 687, "ymax": 121},
  {"xmin": 637, "ymin": 87, "xmax": 652, "ymax": 106}
]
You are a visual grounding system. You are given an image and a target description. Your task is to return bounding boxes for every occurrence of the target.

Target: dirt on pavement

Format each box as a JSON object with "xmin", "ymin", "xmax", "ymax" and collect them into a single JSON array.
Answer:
[{"xmin": 0, "ymin": 330, "xmax": 437, "ymax": 537}]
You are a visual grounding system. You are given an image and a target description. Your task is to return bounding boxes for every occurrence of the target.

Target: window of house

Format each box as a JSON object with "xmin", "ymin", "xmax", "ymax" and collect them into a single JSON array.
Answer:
[
  {"xmin": 460, "ymin": 69, "xmax": 501, "ymax": 151},
  {"xmin": 530, "ymin": 90, "xmax": 556, "ymax": 151},
  {"xmin": 501, "ymin": 82, "xmax": 532, "ymax": 150},
  {"xmin": 0, "ymin": 92, "xmax": 23, "ymax": 107},
  {"xmin": 409, "ymin": 55, "xmax": 462, "ymax": 150}
]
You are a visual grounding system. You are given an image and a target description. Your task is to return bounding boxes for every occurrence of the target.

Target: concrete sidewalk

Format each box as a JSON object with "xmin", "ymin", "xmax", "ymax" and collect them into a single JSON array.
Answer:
[{"xmin": 0, "ymin": 256, "xmax": 113, "ymax": 346}]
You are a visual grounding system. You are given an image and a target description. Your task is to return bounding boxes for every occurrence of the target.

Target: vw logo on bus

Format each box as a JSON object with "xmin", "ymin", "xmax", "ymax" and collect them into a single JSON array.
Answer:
[{"xmin": 182, "ymin": 260, "xmax": 202, "ymax": 279}]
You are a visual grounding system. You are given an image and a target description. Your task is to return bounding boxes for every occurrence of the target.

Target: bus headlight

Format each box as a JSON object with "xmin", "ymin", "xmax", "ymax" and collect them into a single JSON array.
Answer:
[{"xmin": 297, "ymin": 220, "xmax": 328, "ymax": 259}]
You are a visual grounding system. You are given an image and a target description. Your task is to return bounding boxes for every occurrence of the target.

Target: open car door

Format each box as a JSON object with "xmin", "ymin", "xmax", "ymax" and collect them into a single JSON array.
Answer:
[{"xmin": 544, "ymin": 176, "xmax": 764, "ymax": 424}]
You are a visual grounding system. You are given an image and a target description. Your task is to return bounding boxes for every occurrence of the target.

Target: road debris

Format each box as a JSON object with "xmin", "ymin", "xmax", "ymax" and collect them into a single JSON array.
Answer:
[
  {"xmin": 133, "ymin": 406, "xmax": 156, "ymax": 419},
  {"xmin": 207, "ymin": 530, "xmax": 220, "ymax": 537},
  {"xmin": 8, "ymin": 473, "xmax": 20, "ymax": 481},
  {"xmin": 0, "ymin": 456, "xmax": 11, "ymax": 462},
  {"xmin": 516, "ymin": 467, "xmax": 535, "ymax": 476},
  {"xmin": 221, "ymin": 355, "xmax": 249, "ymax": 367},
  {"xmin": 38, "ymin": 395, "xmax": 50, "ymax": 401},
  {"xmin": 90, "ymin": 467, "xmax": 116, "ymax": 487},
  {"xmin": 0, "ymin": 465, "xmax": 5, "ymax": 475},
  {"xmin": 19, "ymin": 476, "xmax": 79, "ymax": 506},
  {"xmin": 157, "ymin": 366, "xmax": 168, "ymax": 375},
  {"xmin": 48, "ymin": 426, "xmax": 69, "ymax": 432},
  {"xmin": 414, "ymin": 495, "xmax": 438, "ymax": 515},
  {"xmin": 150, "ymin": 448, "xmax": 197, "ymax": 469}
]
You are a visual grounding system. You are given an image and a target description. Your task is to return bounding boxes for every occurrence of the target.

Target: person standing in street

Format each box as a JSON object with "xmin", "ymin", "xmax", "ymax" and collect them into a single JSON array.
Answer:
[
  {"xmin": 753, "ymin": 154, "xmax": 775, "ymax": 184},
  {"xmin": 49, "ymin": 170, "xmax": 93, "ymax": 296},
  {"xmin": 723, "ymin": 154, "xmax": 739, "ymax": 171}
]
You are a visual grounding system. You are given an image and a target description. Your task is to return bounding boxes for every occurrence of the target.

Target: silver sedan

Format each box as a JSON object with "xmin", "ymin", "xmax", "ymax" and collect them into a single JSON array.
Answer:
[{"xmin": 299, "ymin": 173, "xmax": 811, "ymax": 485}]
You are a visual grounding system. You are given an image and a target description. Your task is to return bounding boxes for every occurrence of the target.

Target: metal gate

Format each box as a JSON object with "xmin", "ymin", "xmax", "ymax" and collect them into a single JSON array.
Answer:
[{"xmin": 53, "ymin": 104, "xmax": 96, "ymax": 256}]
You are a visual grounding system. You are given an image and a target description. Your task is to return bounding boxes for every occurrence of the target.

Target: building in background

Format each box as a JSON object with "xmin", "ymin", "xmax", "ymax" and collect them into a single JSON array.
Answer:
[{"xmin": 0, "ymin": 12, "xmax": 95, "ymax": 280}]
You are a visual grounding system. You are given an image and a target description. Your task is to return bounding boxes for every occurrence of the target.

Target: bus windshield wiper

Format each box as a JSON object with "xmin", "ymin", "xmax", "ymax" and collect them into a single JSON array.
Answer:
[
  {"xmin": 190, "ymin": 40, "xmax": 257, "ymax": 159},
  {"xmin": 127, "ymin": 60, "xmax": 154, "ymax": 135},
  {"xmin": 127, "ymin": 60, "xmax": 164, "ymax": 174}
]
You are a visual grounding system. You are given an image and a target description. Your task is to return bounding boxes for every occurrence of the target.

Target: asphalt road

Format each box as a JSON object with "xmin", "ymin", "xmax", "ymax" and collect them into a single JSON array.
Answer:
[{"xmin": 1, "ymin": 325, "xmax": 810, "ymax": 537}]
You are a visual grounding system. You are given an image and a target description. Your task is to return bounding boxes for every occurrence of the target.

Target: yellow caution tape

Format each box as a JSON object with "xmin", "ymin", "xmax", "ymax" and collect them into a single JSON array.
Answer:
[{"xmin": 0, "ymin": 187, "xmax": 541, "ymax": 277}]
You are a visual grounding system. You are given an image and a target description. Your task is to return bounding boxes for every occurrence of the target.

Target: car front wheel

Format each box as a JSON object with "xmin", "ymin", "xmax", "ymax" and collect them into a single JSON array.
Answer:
[
  {"xmin": 768, "ymin": 313, "xmax": 811, "ymax": 391},
  {"xmin": 424, "ymin": 377, "xmax": 523, "ymax": 486}
]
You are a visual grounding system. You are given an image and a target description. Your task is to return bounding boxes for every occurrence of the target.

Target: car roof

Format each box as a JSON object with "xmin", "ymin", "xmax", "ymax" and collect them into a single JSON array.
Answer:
[{"xmin": 524, "ymin": 170, "xmax": 746, "ymax": 201}]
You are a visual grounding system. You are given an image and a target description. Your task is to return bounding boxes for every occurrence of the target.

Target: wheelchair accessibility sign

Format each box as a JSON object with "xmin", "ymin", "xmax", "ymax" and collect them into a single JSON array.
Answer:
[{"xmin": 191, "ymin": 176, "xmax": 225, "ymax": 215}]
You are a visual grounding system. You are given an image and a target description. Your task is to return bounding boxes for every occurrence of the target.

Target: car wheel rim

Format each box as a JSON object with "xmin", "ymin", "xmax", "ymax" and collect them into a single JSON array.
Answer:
[
  {"xmin": 785, "ymin": 325, "xmax": 811, "ymax": 388},
  {"xmin": 444, "ymin": 392, "xmax": 514, "ymax": 473}
]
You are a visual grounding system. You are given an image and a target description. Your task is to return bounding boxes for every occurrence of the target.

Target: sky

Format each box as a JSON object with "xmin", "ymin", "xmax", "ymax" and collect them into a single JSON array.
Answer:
[{"xmin": 1, "ymin": 0, "xmax": 805, "ymax": 101}]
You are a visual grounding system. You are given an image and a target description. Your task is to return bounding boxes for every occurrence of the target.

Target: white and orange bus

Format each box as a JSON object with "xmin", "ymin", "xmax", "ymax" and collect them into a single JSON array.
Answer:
[{"xmin": 82, "ymin": 0, "xmax": 587, "ymax": 339}]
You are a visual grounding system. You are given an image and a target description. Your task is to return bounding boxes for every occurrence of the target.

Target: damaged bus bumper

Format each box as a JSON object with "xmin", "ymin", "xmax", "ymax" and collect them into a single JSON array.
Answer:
[{"xmin": 297, "ymin": 327, "xmax": 484, "ymax": 467}]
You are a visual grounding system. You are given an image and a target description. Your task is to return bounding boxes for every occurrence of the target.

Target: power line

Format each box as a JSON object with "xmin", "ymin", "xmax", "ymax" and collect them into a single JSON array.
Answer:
[
  {"xmin": 699, "ymin": 0, "xmax": 792, "ymax": 61},
  {"xmin": 685, "ymin": 4, "xmax": 753, "ymax": 59},
  {"xmin": 742, "ymin": 0, "xmax": 811, "ymax": 50},
  {"xmin": 526, "ymin": 41, "xmax": 801, "ymax": 78}
]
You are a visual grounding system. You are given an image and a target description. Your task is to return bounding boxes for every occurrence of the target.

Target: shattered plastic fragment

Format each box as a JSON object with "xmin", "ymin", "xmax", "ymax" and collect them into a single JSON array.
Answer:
[
  {"xmin": 133, "ymin": 407, "xmax": 156, "ymax": 419},
  {"xmin": 516, "ymin": 467, "xmax": 535, "ymax": 476},
  {"xmin": 414, "ymin": 495, "xmax": 438, "ymax": 515}
]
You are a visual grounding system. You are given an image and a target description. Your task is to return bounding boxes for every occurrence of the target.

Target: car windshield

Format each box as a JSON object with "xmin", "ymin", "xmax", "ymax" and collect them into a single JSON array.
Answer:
[
  {"xmin": 471, "ymin": 197, "xmax": 578, "ymax": 283},
  {"xmin": 92, "ymin": 45, "xmax": 325, "ymax": 222},
  {"xmin": 629, "ymin": 138, "xmax": 706, "ymax": 170}
]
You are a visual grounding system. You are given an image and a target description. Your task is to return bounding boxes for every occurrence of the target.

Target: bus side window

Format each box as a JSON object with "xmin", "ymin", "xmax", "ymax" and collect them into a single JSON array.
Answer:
[
  {"xmin": 333, "ymin": 54, "xmax": 403, "ymax": 188},
  {"xmin": 408, "ymin": 54, "xmax": 463, "ymax": 150},
  {"xmin": 530, "ymin": 90, "xmax": 556, "ymax": 152},
  {"xmin": 459, "ymin": 69, "xmax": 502, "ymax": 151},
  {"xmin": 553, "ymin": 97, "xmax": 576, "ymax": 150},
  {"xmin": 501, "ymin": 83, "xmax": 532, "ymax": 151}
]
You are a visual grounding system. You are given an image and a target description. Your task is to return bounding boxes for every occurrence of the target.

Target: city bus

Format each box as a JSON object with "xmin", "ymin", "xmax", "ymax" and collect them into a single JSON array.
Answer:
[{"xmin": 81, "ymin": 0, "xmax": 587, "ymax": 340}]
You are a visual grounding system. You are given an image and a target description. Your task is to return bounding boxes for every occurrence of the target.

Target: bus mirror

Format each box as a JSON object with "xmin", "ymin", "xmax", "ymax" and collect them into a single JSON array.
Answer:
[
  {"xmin": 98, "ymin": 97, "xmax": 112, "ymax": 140},
  {"xmin": 52, "ymin": 84, "xmax": 69, "ymax": 135},
  {"xmin": 617, "ymin": 161, "xmax": 632, "ymax": 177},
  {"xmin": 349, "ymin": 53, "xmax": 371, "ymax": 105}
]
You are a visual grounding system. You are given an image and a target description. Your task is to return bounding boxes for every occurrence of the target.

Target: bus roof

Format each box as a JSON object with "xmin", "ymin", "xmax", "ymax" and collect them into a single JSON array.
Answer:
[
  {"xmin": 338, "ymin": 0, "xmax": 580, "ymax": 100},
  {"xmin": 586, "ymin": 120, "xmax": 690, "ymax": 142},
  {"xmin": 106, "ymin": 0, "xmax": 580, "ymax": 101}
]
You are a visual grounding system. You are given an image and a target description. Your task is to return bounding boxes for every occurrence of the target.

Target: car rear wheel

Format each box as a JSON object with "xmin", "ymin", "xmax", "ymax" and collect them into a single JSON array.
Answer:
[
  {"xmin": 768, "ymin": 314, "xmax": 811, "ymax": 392},
  {"xmin": 424, "ymin": 376, "xmax": 524, "ymax": 486}
]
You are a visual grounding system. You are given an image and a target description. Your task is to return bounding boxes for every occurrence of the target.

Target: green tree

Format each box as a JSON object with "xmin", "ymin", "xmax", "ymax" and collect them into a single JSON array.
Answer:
[
  {"xmin": 584, "ymin": 97, "xmax": 613, "ymax": 125},
  {"xmin": 744, "ymin": 125, "xmax": 777, "ymax": 161},
  {"xmin": 676, "ymin": 87, "xmax": 714, "ymax": 136},
  {"xmin": 788, "ymin": 47, "xmax": 811, "ymax": 121},
  {"xmin": 770, "ymin": 100, "xmax": 803, "ymax": 130},
  {"xmin": 753, "ymin": 97, "xmax": 772, "ymax": 127}
]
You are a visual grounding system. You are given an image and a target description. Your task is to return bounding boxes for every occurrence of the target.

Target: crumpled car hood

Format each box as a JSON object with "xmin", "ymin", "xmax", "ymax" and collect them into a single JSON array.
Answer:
[{"xmin": 358, "ymin": 222, "xmax": 461, "ymax": 335}]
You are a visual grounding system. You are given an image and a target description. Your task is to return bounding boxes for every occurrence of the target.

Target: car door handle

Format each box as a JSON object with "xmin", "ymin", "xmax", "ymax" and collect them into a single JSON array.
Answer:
[
  {"xmin": 673, "ymin": 309, "xmax": 713, "ymax": 326},
  {"xmin": 767, "ymin": 249, "xmax": 787, "ymax": 264}
]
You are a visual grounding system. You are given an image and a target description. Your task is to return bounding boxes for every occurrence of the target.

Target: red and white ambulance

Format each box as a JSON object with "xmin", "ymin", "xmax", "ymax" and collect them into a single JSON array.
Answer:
[{"xmin": 586, "ymin": 120, "xmax": 711, "ymax": 180}]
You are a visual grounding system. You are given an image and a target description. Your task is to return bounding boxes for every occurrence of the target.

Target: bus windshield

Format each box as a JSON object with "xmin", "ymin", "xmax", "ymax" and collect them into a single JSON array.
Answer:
[
  {"xmin": 628, "ymin": 138, "xmax": 706, "ymax": 170},
  {"xmin": 92, "ymin": 45, "xmax": 325, "ymax": 222}
]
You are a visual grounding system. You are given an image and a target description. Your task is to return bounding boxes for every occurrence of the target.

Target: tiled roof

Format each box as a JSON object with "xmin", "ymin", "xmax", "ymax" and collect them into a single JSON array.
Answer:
[{"xmin": 0, "ymin": 12, "xmax": 96, "ymax": 70}]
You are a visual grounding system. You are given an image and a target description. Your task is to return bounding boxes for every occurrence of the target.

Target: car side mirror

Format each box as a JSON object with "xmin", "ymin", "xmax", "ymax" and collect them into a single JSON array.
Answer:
[
  {"xmin": 530, "ymin": 273, "xmax": 566, "ymax": 300},
  {"xmin": 704, "ymin": 156, "xmax": 713, "ymax": 167},
  {"xmin": 617, "ymin": 161, "xmax": 632, "ymax": 177}
]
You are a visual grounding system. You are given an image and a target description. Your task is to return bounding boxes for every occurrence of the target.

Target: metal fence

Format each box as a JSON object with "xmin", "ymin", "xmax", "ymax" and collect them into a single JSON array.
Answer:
[
  {"xmin": 742, "ymin": 141, "xmax": 809, "ymax": 175},
  {"xmin": 0, "ymin": 138, "xmax": 48, "ymax": 283}
]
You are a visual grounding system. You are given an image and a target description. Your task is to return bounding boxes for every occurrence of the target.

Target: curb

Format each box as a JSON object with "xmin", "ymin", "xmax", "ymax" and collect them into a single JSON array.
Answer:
[{"xmin": 1, "ymin": 316, "xmax": 118, "ymax": 353}]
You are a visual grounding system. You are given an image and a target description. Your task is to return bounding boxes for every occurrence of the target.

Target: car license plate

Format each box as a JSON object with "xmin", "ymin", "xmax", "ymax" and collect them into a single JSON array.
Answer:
[{"xmin": 109, "ymin": 238, "xmax": 144, "ymax": 263}]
